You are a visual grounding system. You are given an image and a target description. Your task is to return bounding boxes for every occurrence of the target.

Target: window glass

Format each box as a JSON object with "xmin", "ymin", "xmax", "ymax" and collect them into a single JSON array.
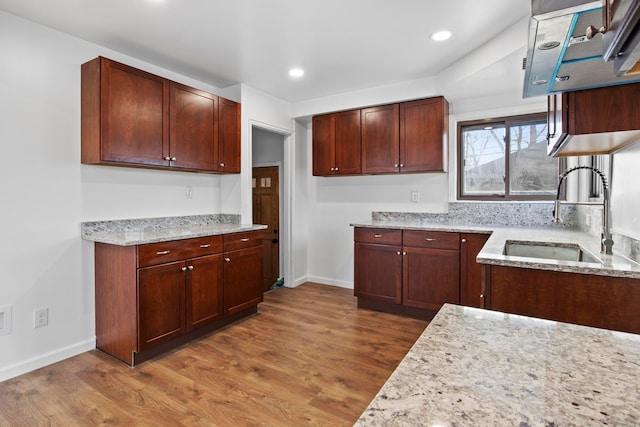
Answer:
[
  {"xmin": 458, "ymin": 113, "xmax": 558, "ymax": 200},
  {"xmin": 509, "ymin": 120, "xmax": 557, "ymax": 196},
  {"xmin": 461, "ymin": 124, "xmax": 506, "ymax": 196}
]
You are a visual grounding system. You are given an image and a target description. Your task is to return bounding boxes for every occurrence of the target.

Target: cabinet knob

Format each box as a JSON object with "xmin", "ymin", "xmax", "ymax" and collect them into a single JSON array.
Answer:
[
  {"xmin": 241, "ymin": 238, "xmax": 250, "ymax": 242},
  {"xmin": 425, "ymin": 238, "xmax": 436, "ymax": 242},
  {"xmin": 335, "ymin": 167, "xmax": 339, "ymax": 171},
  {"xmin": 461, "ymin": 238, "xmax": 467, "ymax": 243},
  {"xmin": 374, "ymin": 234, "xmax": 382, "ymax": 238},
  {"xmin": 156, "ymin": 250, "xmax": 170, "ymax": 255},
  {"xmin": 397, "ymin": 251, "xmax": 401, "ymax": 255},
  {"xmin": 480, "ymin": 294, "xmax": 484, "ymax": 299},
  {"xmin": 330, "ymin": 167, "xmax": 335, "ymax": 171},
  {"xmin": 394, "ymin": 164, "xmax": 399, "ymax": 168},
  {"xmin": 403, "ymin": 251, "xmax": 407, "ymax": 256},
  {"xmin": 224, "ymin": 257, "xmax": 231, "ymax": 262},
  {"xmin": 220, "ymin": 162, "xmax": 225, "ymax": 167},
  {"xmin": 200, "ymin": 244, "xmax": 211, "ymax": 248},
  {"xmin": 170, "ymin": 157, "xmax": 177, "ymax": 161},
  {"xmin": 187, "ymin": 265, "xmax": 194, "ymax": 270},
  {"xmin": 181, "ymin": 266, "xmax": 187, "ymax": 272},
  {"xmin": 399, "ymin": 164, "xmax": 404, "ymax": 168}
]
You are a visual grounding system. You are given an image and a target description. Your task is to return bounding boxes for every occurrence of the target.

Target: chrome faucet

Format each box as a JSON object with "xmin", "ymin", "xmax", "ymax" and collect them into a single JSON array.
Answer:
[{"xmin": 552, "ymin": 165, "xmax": 614, "ymax": 255}]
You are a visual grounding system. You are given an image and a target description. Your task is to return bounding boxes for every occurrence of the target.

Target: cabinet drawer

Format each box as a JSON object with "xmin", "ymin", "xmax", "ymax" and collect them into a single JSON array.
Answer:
[
  {"xmin": 354, "ymin": 227, "xmax": 402, "ymax": 245},
  {"xmin": 223, "ymin": 230, "xmax": 263, "ymax": 252},
  {"xmin": 138, "ymin": 236, "xmax": 223, "ymax": 267},
  {"xmin": 403, "ymin": 231, "xmax": 460, "ymax": 250}
]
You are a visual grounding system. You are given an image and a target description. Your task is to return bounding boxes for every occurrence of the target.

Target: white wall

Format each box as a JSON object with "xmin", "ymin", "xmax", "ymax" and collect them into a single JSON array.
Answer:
[
  {"xmin": 612, "ymin": 144, "xmax": 640, "ymax": 239},
  {"xmin": 0, "ymin": 10, "xmax": 256, "ymax": 381}
]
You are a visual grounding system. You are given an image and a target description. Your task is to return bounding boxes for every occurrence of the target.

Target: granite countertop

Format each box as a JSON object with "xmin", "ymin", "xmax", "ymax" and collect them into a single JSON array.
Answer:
[
  {"xmin": 350, "ymin": 219, "xmax": 640, "ymax": 280},
  {"xmin": 81, "ymin": 214, "xmax": 266, "ymax": 246},
  {"xmin": 355, "ymin": 304, "xmax": 640, "ymax": 426}
]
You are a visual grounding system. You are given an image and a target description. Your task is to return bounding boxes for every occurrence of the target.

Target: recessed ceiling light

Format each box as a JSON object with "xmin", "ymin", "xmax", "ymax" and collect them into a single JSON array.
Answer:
[
  {"xmin": 430, "ymin": 31, "xmax": 452, "ymax": 42},
  {"xmin": 289, "ymin": 68, "xmax": 304, "ymax": 78}
]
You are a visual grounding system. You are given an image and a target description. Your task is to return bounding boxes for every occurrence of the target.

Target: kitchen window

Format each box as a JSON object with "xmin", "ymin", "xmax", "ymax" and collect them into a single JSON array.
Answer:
[{"xmin": 457, "ymin": 113, "xmax": 561, "ymax": 200}]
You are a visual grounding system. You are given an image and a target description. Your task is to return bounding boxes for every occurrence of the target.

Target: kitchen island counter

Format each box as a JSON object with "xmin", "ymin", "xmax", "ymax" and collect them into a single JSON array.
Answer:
[{"xmin": 355, "ymin": 304, "xmax": 640, "ymax": 426}]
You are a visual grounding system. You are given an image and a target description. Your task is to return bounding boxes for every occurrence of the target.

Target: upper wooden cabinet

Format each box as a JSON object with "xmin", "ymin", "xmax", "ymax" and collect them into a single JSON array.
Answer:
[
  {"xmin": 362, "ymin": 104, "xmax": 400, "ymax": 174},
  {"xmin": 313, "ymin": 96, "xmax": 449, "ymax": 176},
  {"xmin": 218, "ymin": 97, "xmax": 241, "ymax": 173},
  {"xmin": 312, "ymin": 110, "xmax": 361, "ymax": 176},
  {"xmin": 547, "ymin": 82, "xmax": 640, "ymax": 156},
  {"xmin": 169, "ymin": 82, "xmax": 218, "ymax": 171},
  {"xmin": 400, "ymin": 97, "xmax": 448, "ymax": 173},
  {"xmin": 81, "ymin": 56, "xmax": 240, "ymax": 174}
]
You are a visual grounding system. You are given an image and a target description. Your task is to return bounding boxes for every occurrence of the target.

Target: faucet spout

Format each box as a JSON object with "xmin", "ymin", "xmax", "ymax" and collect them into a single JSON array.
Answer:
[{"xmin": 553, "ymin": 165, "xmax": 613, "ymax": 255}]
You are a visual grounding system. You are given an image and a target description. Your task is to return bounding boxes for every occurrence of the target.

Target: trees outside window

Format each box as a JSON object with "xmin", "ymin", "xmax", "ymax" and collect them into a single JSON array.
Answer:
[{"xmin": 458, "ymin": 113, "xmax": 559, "ymax": 200}]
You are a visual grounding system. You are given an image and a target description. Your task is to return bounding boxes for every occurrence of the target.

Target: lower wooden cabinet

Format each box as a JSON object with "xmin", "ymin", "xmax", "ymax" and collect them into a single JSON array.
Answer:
[
  {"xmin": 460, "ymin": 233, "xmax": 490, "ymax": 308},
  {"xmin": 223, "ymin": 231, "xmax": 264, "ymax": 315},
  {"xmin": 95, "ymin": 230, "xmax": 262, "ymax": 365},
  {"xmin": 485, "ymin": 265, "xmax": 640, "ymax": 334},
  {"xmin": 354, "ymin": 228, "xmax": 486, "ymax": 317}
]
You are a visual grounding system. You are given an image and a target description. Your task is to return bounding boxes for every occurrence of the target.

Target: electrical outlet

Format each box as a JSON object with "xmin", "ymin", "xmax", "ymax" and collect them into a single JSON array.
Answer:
[
  {"xmin": 186, "ymin": 186, "xmax": 193, "ymax": 199},
  {"xmin": 411, "ymin": 191, "xmax": 420, "ymax": 203},
  {"xmin": 0, "ymin": 305, "xmax": 11, "ymax": 336},
  {"xmin": 34, "ymin": 307, "xmax": 48, "ymax": 328}
]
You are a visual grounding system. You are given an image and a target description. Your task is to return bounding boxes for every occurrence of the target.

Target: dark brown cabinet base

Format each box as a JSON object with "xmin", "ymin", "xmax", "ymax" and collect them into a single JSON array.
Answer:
[
  {"xmin": 354, "ymin": 228, "xmax": 487, "ymax": 319},
  {"xmin": 485, "ymin": 265, "xmax": 640, "ymax": 334},
  {"xmin": 94, "ymin": 230, "xmax": 263, "ymax": 366}
]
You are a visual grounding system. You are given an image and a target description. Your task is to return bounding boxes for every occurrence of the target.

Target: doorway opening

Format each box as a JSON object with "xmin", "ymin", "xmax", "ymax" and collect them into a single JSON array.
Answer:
[{"xmin": 251, "ymin": 127, "xmax": 285, "ymax": 292}]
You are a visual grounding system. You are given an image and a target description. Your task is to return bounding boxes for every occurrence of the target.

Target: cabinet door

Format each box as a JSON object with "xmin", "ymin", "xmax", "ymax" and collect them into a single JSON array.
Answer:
[
  {"xmin": 169, "ymin": 82, "xmax": 218, "ymax": 171},
  {"xmin": 334, "ymin": 109, "xmax": 361, "ymax": 175},
  {"xmin": 223, "ymin": 245, "xmax": 264, "ymax": 316},
  {"xmin": 403, "ymin": 247, "xmax": 460, "ymax": 310},
  {"xmin": 186, "ymin": 254, "xmax": 224, "ymax": 331},
  {"xmin": 312, "ymin": 113, "xmax": 336, "ymax": 176},
  {"xmin": 218, "ymin": 97, "xmax": 241, "ymax": 173},
  {"xmin": 361, "ymin": 104, "xmax": 399, "ymax": 174},
  {"xmin": 354, "ymin": 243, "xmax": 402, "ymax": 303},
  {"xmin": 399, "ymin": 97, "xmax": 448, "ymax": 173},
  {"xmin": 100, "ymin": 58, "xmax": 168, "ymax": 166},
  {"xmin": 460, "ymin": 233, "xmax": 490, "ymax": 308},
  {"xmin": 138, "ymin": 261, "xmax": 186, "ymax": 351}
]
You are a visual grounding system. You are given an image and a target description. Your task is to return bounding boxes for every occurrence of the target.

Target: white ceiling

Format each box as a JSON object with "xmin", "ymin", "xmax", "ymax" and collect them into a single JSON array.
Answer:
[{"xmin": 0, "ymin": 0, "xmax": 531, "ymax": 103}]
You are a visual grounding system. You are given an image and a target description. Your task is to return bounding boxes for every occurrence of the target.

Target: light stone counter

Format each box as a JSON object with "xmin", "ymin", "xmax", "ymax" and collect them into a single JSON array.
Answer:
[
  {"xmin": 350, "ymin": 219, "xmax": 640, "ymax": 279},
  {"xmin": 82, "ymin": 214, "xmax": 266, "ymax": 246},
  {"xmin": 355, "ymin": 304, "xmax": 640, "ymax": 426}
]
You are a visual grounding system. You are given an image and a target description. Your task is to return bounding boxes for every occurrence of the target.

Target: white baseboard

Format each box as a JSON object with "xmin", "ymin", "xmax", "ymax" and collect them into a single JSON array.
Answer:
[
  {"xmin": 305, "ymin": 276, "xmax": 354, "ymax": 289},
  {"xmin": 0, "ymin": 337, "xmax": 96, "ymax": 383}
]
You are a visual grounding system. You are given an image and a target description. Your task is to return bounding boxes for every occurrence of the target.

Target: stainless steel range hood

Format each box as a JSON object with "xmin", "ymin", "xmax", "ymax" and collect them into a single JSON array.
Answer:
[{"xmin": 523, "ymin": 0, "xmax": 640, "ymax": 98}]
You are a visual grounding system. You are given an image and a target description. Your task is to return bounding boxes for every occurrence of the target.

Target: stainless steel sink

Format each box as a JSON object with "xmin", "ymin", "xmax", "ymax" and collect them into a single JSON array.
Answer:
[{"xmin": 504, "ymin": 240, "xmax": 600, "ymax": 263}]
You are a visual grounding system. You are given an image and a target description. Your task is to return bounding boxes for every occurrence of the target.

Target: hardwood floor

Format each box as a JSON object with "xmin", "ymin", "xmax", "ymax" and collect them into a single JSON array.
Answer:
[{"xmin": 0, "ymin": 283, "xmax": 428, "ymax": 426}]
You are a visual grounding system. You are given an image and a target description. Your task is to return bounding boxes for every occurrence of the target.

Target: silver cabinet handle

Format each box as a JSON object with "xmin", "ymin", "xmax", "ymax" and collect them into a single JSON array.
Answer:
[
  {"xmin": 163, "ymin": 156, "xmax": 171, "ymax": 161},
  {"xmin": 219, "ymin": 162, "xmax": 225, "ymax": 167},
  {"xmin": 425, "ymin": 238, "xmax": 436, "ymax": 242},
  {"xmin": 200, "ymin": 244, "xmax": 211, "ymax": 248},
  {"xmin": 170, "ymin": 157, "xmax": 177, "ymax": 161},
  {"xmin": 399, "ymin": 164, "xmax": 404, "ymax": 168},
  {"xmin": 241, "ymin": 238, "xmax": 250, "ymax": 242},
  {"xmin": 156, "ymin": 250, "xmax": 170, "ymax": 255},
  {"xmin": 224, "ymin": 257, "xmax": 231, "ymax": 262},
  {"xmin": 461, "ymin": 238, "xmax": 467, "ymax": 243},
  {"xmin": 187, "ymin": 265, "xmax": 194, "ymax": 270},
  {"xmin": 181, "ymin": 266, "xmax": 187, "ymax": 272},
  {"xmin": 394, "ymin": 164, "xmax": 399, "ymax": 168},
  {"xmin": 335, "ymin": 167, "xmax": 339, "ymax": 171},
  {"xmin": 397, "ymin": 251, "xmax": 401, "ymax": 255},
  {"xmin": 330, "ymin": 167, "xmax": 335, "ymax": 171},
  {"xmin": 374, "ymin": 234, "xmax": 382, "ymax": 238},
  {"xmin": 403, "ymin": 251, "xmax": 407, "ymax": 256},
  {"xmin": 480, "ymin": 294, "xmax": 484, "ymax": 298}
]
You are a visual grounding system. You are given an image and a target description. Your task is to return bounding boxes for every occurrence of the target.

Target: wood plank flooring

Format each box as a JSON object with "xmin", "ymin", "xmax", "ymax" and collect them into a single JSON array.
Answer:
[{"xmin": 0, "ymin": 282, "xmax": 428, "ymax": 426}]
